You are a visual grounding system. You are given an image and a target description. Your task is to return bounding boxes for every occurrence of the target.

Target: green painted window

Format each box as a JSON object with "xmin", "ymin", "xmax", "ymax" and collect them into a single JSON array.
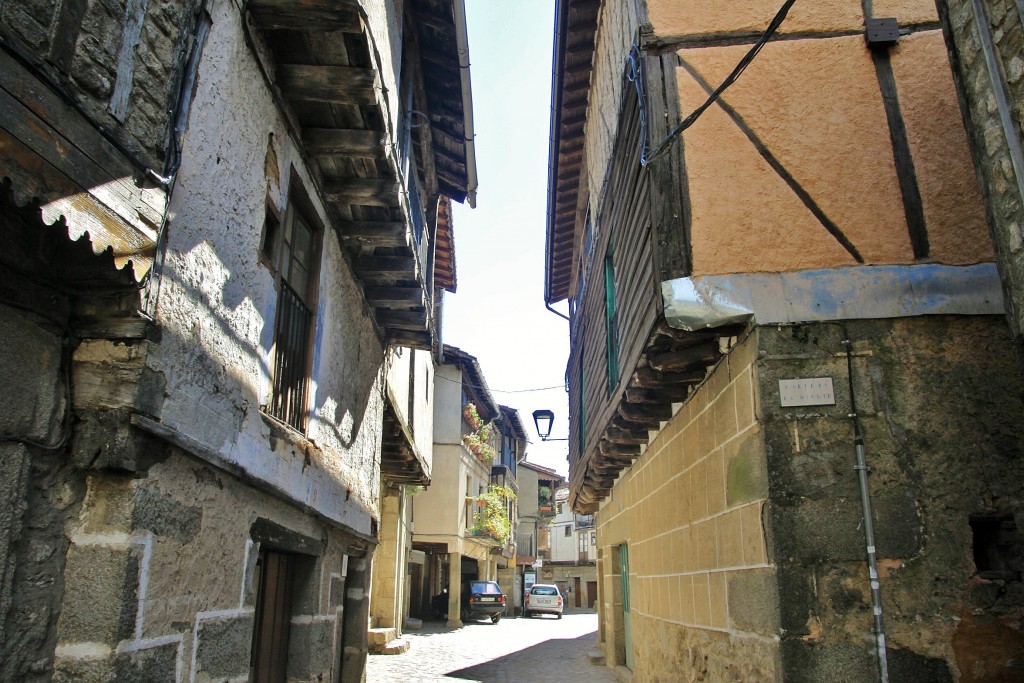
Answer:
[
  {"xmin": 579, "ymin": 357, "xmax": 586, "ymax": 459},
  {"xmin": 604, "ymin": 251, "xmax": 619, "ymax": 394}
]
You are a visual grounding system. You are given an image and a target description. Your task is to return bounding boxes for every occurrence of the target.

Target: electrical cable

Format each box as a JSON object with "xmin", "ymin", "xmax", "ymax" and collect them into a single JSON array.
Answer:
[
  {"xmin": 641, "ymin": 0, "xmax": 797, "ymax": 166},
  {"xmin": 432, "ymin": 373, "xmax": 565, "ymax": 395}
]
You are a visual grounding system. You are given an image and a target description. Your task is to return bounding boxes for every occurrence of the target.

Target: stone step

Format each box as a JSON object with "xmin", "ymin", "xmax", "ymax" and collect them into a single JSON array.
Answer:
[
  {"xmin": 367, "ymin": 627, "xmax": 397, "ymax": 653},
  {"xmin": 404, "ymin": 617, "xmax": 423, "ymax": 631},
  {"xmin": 380, "ymin": 638, "xmax": 411, "ymax": 655},
  {"xmin": 586, "ymin": 649, "xmax": 606, "ymax": 666}
]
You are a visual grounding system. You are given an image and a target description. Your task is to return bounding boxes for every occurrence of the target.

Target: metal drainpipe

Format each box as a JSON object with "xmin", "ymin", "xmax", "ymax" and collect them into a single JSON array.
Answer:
[
  {"xmin": 452, "ymin": 0, "xmax": 478, "ymax": 208},
  {"xmin": 842, "ymin": 330, "xmax": 890, "ymax": 683}
]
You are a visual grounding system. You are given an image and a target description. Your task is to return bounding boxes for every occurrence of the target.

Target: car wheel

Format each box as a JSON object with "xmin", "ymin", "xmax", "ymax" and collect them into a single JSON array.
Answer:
[
  {"xmin": 491, "ymin": 613, "xmax": 501, "ymax": 624},
  {"xmin": 557, "ymin": 613, "xmax": 562, "ymax": 619},
  {"xmin": 460, "ymin": 607, "xmax": 470, "ymax": 622}
]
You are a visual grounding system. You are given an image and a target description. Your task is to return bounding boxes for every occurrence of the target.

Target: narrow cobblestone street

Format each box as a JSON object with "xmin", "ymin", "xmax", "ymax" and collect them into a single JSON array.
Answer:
[{"xmin": 366, "ymin": 612, "xmax": 618, "ymax": 682}]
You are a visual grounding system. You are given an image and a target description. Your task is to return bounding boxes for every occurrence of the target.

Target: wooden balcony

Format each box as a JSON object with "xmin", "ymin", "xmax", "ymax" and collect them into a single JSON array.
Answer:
[
  {"xmin": 247, "ymin": 0, "xmax": 471, "ymax": 350},
  {"xmin": 380, "ymin": 397, "xmax": 429, "ymax": 485}
]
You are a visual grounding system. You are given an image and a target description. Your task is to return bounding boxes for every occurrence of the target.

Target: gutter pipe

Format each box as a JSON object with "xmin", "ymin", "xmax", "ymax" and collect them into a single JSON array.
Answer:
[
  {"xmin": 452, "ymin": 0, "xmax": 478, "ymax": 208},
  {"xmin": 842, "ymin": 330, "xmax": 890, "ymax": 683}
]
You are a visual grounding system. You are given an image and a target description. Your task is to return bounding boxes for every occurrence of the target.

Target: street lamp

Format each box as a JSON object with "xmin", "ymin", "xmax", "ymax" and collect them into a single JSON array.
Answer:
[{"xmin": 532, "ymin": 409, "xmax": 568, "ymax": 441}]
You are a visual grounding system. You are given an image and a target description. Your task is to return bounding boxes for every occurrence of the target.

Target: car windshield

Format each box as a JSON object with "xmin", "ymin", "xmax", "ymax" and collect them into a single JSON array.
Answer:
[
  {"xmin": 531, "ymin": 586, "xmax": 558, "ymax": 596},
  {"xmin": 470, "ymin": 581, "xmax": 502, "ymax": 595}
]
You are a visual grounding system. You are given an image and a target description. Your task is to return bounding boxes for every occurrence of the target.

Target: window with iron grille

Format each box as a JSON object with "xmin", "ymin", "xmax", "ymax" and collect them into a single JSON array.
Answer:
[{"xmin": 264, "ymin": 189, "xmax": 321, "ymax": 432}]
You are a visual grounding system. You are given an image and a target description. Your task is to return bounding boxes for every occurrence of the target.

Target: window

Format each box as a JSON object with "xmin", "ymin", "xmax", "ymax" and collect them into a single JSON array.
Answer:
[
  {"xmin": 265, "ymin": 184, "xmax": 322, "ymax": 432},
  {"xmin": 604, "ymin": 250, "xmax": 619, "ymax": 394},
  {"xmin": 578, "ymin": 340, "xmax": 586, "ymax": 459},
  {"xmin": 564, "ymin": 525, "xmax": 572, "ymax": 537}
]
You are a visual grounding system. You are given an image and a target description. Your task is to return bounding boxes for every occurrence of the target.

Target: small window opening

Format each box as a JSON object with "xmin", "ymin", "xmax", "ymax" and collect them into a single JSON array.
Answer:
[
  {"xmin": 970, "ymin": 513, "xmax": 1023, "ymax": 581},
  {"xmin": 262, "ymin": 206, "xmax": 280, "ymax": 264}
]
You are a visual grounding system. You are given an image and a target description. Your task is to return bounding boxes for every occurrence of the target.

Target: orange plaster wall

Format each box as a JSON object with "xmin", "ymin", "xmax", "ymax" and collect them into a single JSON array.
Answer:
[
  {"xmin": 872, "ymin": 0, "xmax": 938, "ymax": 24},
  {"xmin": 679, "ymin": 36, "xmax": 916, "ymax": 276},
  {"xmin": 889, "ymin": 31, "xmax": 993, "ymax": 263},
  {"xmin": 646, "ymin": 0, "xmax": 864, "ymax": 37}
]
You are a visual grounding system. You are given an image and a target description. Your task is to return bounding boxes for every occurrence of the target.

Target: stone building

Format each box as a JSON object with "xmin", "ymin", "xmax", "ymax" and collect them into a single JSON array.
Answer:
[
  {"xmin": 410, "ymin": 345, "xmax": 520, "ymax": 626},
  {"xmin": 936, "ymin": 0, "xmax": 1024, "ymax": 357},
  {"xmin": 514, "ymin": 460, "xmax": 564, "ymax": 610},
  {"xmin": 548, "ymin": 487, "xmax": 598, "ymax": 610},
  {"xmin": 0, "ymin": 0, "xmax": 476, "ymax": 680},
  {"xmin": 545, "ymin": 0, "xmax": 1024, "ymax": 681}
]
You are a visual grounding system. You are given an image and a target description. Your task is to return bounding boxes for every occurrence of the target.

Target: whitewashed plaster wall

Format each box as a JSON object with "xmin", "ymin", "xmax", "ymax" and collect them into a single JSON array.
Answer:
[
  {"xmin": 550, "ymin": 493, "xmax": 577, "ymax": 563},
  {"xmin": 432, "ymin": 363, "xmax": 464, "ymax": 444},
  {"xmin": 412, "ymin": 441, "xmax": 489, "ymax": 543},
  {"xmin": 149, "ymin": 0, "xmax": 390, "ymax": 536}
]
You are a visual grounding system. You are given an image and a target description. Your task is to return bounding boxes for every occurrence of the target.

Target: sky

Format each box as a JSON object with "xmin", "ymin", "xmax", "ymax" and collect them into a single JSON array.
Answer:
[{"xmin": 441, "ymin": 0, "xmax": 573, "ymax": 477}]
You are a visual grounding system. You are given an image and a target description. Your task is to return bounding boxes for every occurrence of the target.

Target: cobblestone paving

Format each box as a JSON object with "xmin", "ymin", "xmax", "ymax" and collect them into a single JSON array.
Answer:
[{"xmin": 366, "ymin": 611, "xmax": 618, "ymax": 683}]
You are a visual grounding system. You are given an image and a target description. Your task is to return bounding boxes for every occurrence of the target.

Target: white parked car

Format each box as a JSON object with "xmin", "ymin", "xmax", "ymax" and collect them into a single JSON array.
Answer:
[{"xmin": 524, "ymin": 584, "xmax": 563, "ymax": 619}]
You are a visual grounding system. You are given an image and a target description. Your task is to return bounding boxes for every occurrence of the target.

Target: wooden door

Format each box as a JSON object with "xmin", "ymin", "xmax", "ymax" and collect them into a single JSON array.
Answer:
[
  {"xmin": 587, "ymin": 580, "xmax": 597, "ymax": 608},
  {"xmin": 619, "ymin": 544, "xmax": 633, "ymax": 670},
  {"xmin": 574, "ymin": 577, "xmax": 582, "ymax": 607},
  {"xmin": 250, "ymin": 551, "xmax": 293, "ymax": 682}
]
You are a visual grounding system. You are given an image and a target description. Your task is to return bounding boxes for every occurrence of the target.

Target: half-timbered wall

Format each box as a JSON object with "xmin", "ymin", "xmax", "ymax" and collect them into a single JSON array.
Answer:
[{"xmin": 655, "ymin": 0, "xmax": 992, "ymax": 276}]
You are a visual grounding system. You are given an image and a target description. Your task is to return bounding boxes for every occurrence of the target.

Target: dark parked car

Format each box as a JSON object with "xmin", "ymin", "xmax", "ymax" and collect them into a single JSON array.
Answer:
[{"xmin": 461, "ymin": 580, "xmax": 506, "ymax": 623}]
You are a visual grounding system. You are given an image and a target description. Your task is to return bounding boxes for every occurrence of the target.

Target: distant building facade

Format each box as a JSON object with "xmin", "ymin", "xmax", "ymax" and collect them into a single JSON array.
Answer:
[
  {"xmin": 410, "ymin": 346, "xmax": 519, "ymax": 626},
  {"xmin": 549, "ymin": 488, "xmax": 598, "ymax": 609}
]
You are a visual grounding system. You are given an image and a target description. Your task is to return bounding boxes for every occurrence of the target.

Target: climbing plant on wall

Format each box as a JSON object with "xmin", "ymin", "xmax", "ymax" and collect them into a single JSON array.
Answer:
[
  {"xmin": 462, "ymin": 402, "xmax": 496, "ymax": 465},
  {"xmin": 469, "ymin": 485, "xmax": 516, "ymax": 544}
]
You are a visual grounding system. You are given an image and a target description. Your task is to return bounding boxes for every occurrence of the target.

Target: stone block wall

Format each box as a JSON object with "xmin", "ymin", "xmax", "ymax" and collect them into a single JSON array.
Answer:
[
  {"xmin": 758, "ymin": 317, "xmax": 1024, "ymax": 682},
  {"xmin": 596, "ymin": 333, "xmax": 781, "ymax": 682},
  {"xmin": 51, "ymin": 447, "xmax": 363, "ymax": 682},
  {"xmin": 939, "ymin": 0, "xmax": 1024, "ymax": 347},
  {"xmin": 0, "ymin": 305, "xmax": 82, "ymax": 682},
  {"xmin": 585, "ymin": 0, "xmax": 644, "ymax": 209},
  {"xmin": 0, "ymin": 0, "xmax": 204, "ymax": 167},
  {"xmin": 371, "ymin": 489, "xmax": 403, "ymax": 629}
]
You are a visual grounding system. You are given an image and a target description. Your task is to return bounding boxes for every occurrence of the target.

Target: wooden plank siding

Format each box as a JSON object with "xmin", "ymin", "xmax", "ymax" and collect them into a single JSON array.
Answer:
[{"xmin": 568, "ymin": 76, "xmax": 660, "ymax": 508}]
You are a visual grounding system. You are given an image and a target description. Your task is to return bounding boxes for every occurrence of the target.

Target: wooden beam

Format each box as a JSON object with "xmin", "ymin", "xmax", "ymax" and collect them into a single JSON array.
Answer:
[
  {"xmin": 323, "ymin": 178, "xmax": 401, "ymax": 206},
  {"xmin": 632, "ymin": 366, "xmax": 705, "ymax": 388},
  {"xmin": 604, "ymin": 426, "xmax": 650, "ymax": 445},
  {"xmin": 364, "ymin": 287, "xmax": 424, "ymax": 308},
  {"xmin": 303, "ymin": 128, "xmax": 386, "ymax": 157},
  {"xmin": 376, "ymin": 310, "xmax": 428, "ymax": 331},
  {"xmin": 647, "ymin": 345, "xmax": 720, "ymax": 373},
  {"xmin": 339, "ymin": 221, "xmax": 408, "ymax": 246},
  {"xmin": 354, "ymin": 255, "xmax": 416, "ymax": 278},
  {"xmin": 625, "ymin": 385, "xmax": 692, "ymax": 404},
  {"xmin": 276, "ymin": 65, "xmax": 377, "ymax": 105},
  {"xmin": 386, "ymin": 329, "xmax": 432, "ymax": 350},
  {"xmin": 617, "ymin": 402, "xmax": 671, "ymax": 426},
  {"xmin": 247, "ymin": 0, "xmax": 360, "ymax": 31},
  {"xmin": 598, "ymin": 440, "xmax": 641, "ymax": 458}
]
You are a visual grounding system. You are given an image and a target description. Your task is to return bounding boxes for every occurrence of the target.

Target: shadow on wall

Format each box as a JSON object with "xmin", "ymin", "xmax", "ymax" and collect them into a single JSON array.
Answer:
[{"xmin": 156, "ymin": 258, "xmax": 380, "ymax": 455}]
